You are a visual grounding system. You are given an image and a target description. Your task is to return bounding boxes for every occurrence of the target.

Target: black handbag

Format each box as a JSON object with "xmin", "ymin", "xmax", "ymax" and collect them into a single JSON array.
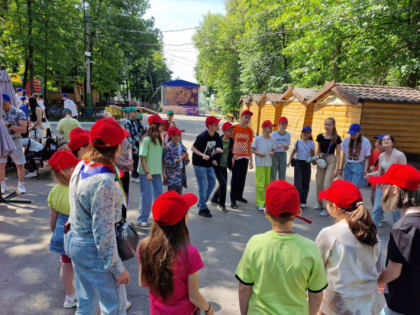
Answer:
[{"xmin": 115, "ymin": 218, "xmax": 139, "ymax": 261}]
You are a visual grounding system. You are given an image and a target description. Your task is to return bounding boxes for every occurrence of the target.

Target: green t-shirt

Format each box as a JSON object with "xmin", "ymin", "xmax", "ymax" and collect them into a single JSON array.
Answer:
[
  {"xmin": 47, "ymin": 184, "xmax": 70, "ymax": 215},
  {"xmin": 57, "ymin": 116, "xmax": 81, "ymax": 141},
  {"xmin": 219, "ymin": 139, "xmax": 230, "ymax": 168},
  {"xmin": 137, "ymin": 136, "xmax": 163, "ymax": 175},
  {"xmin": 235, "ymin": 230, "xmax": 327, "ymax": 315}
]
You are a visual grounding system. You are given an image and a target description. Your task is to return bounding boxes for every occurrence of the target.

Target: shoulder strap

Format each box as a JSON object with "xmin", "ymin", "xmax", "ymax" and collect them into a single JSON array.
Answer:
[{"xmin": 295, "ymin": 140, "xmax": 299, "ymax": 152}]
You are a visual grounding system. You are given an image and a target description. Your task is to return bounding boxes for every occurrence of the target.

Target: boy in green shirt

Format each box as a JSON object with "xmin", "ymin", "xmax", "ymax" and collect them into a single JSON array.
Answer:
[{"xmin": 235, "ymin": 180, "xmax": 327, "ymax": 315}]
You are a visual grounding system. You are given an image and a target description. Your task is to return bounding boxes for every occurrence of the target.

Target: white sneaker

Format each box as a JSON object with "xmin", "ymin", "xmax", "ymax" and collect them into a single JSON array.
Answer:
[
  {"xmin": 320, "ymin": 209, "xmax": 329, "ymax": 217},
  {"xmin": 314, "ymin": 204, "xmax": 323, "ymax": 211},
  {"xmin": 300, "ymin": 203, "xmax": 307, "ymax": 208},
  {"xmin": 256, "ymin": 206, "xmax": 265, "ymax": 211},
  {"xmin": 126, "ymin": 300, "xmax": 132, "ymax": 311},
  {"xmin": 25, "ymin": 171, "xmax": 37, "ymax": 179},
  {"xmin": 63, "ymin": 295, "xmax": 77, "ymax": 309},
  {"xmin": 0, "ymin": 181, "xmax": 6, "ymax": 194},
  {"xmin": 17, "ymin": 182, "xmax": 26, "ymax": 194}
]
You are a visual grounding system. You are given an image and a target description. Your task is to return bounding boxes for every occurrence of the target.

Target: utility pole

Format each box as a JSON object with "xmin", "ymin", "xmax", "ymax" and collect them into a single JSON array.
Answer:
[{"xmin": 83, "ymin": 0, "xmax": 92, "ymax": 107}]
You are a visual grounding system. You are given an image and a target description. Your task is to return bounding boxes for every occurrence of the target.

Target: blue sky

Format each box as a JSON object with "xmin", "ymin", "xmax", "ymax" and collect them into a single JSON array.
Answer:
[{"xmin": 145, "ymin": 0, "xmax": 226, "ymax": 83}]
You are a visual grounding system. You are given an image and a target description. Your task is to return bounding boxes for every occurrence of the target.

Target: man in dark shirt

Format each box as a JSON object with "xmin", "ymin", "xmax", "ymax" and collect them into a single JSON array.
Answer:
[{"xmin": 191, "ymin": 116, "xmax": 223, "ymax": 218}]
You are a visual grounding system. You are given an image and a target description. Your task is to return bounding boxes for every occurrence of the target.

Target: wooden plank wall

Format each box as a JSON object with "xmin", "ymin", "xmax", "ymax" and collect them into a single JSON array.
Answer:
[
  {"xmin": 273, "ymin": 103, "xmax": 283, "ymax": 131},
  {"xmin": 258, "ymin": 103, "xmax": 277, "ymax": 134},
  {"xmin": 312, "ymin": 102, "xmax": 362, "ymax": 143},
  {"xmin": 281, "ymin": 100, "xmax": 310, "ymax": 143},
  {"xmin": 361, "ymin": 101, "xmax": 420, "ymax": 155},
  {"xmin": 249, "ymin": 102, "xmax": 261, "ymax": 135}
]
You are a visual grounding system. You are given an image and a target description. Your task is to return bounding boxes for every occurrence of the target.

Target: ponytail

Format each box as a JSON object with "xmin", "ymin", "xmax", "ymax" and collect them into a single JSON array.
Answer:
[{"xmin": 345, "ymin": 202, "xmax": 378, "ymax": 246}]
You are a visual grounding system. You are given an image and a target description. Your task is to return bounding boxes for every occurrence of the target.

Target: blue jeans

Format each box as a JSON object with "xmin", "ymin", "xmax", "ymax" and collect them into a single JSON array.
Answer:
[
  {"xmin": 64, "ymin": 230, "xmax": 127, "ymax": 315},
  {"xmin": 372, "ymin": 186, "xmax": 401, "ymax": 226},
  {"xmin": 344, "ymin": 161, "xmax": 367, "ymax": 187},
  {"xmin": 137, "ymin": 174, "xmax": 163, "ymax": 223},
  {"xmin": 193, "ymin": 165, "xmax": 216, "ymax": 210}
]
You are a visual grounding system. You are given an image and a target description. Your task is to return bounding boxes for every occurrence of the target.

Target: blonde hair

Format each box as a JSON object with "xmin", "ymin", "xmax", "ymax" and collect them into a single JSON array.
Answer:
[
  {"xmin": 51, "ymin": 168, "xmax": 71, "ymax": 186},
  {"xmin": 82, "ymin": 140, "xmax": 120, "ymax": 164},
  {"xmin": 382, "ymin": 184, "xmax": 420, "ymax": 210}
]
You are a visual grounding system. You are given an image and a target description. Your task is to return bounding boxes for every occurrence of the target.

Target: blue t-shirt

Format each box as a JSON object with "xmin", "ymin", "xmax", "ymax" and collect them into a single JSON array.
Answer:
[{"xmin": 19, "ymin": 104, "xmax": 30, "ymax": 119}]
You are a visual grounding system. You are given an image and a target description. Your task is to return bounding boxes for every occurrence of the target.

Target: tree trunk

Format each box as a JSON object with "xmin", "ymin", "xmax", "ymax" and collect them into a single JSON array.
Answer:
[{"xmin": 26, "ymin": 0, "xmax": 34, "ymax": 94}]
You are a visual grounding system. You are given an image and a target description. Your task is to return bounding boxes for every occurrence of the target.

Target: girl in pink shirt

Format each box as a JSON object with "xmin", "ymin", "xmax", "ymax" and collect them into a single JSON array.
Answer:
[{"xmin": 138, "ymin": 191, "xmax": 214, "ymax": 315}]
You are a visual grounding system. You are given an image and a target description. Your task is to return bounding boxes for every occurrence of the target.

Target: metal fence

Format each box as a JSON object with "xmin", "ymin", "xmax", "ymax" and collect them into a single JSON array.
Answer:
[{"xmin": 46, "ymin": 106, "xmax": 106, "ymax": 122}]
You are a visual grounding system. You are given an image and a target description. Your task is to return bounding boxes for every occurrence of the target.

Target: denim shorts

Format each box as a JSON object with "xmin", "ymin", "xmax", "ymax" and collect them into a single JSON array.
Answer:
[{"xmin": 49, "ymin": 213, "xmax": 69, "ymax": 255}]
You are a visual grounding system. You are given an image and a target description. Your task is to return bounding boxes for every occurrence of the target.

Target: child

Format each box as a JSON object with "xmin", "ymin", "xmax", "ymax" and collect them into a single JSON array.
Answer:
[
  {"xmin": 125, "ymin": 107, "xmax": 146, "ymax": 182},
  {"xmin": 231, "ymin": 110, "xmax": 254, "ymax": 209},
  {"xmin": 137, "ymin": 114, "xmax": 165, "ymax": 227},
  {"xmin": 369, "ymin": 134, "xmax": 384, "ymax": 207},
  {"xmin": 236, "ymin": 180, "xmax": 326, "ymax": 315},
  {"xmin": 252, "ymin": 120, "xmax": 276, "ymax": 211},
  {"xmin": 316, "ymin": 180, "xmax": 383, "ymax": 314},
  {"xmin": 288, "ymin": 126, "xmax": 315, "ymax": 208},
  {"xmin": 67, "ymin": 127, "xmax": 90, "ymax": 159},
  {"xmin": 191, "ymin": 116, "xmax": 223, "ymax": 218},
  {"xmin": 271, "ymin": 116, "xmax": 290, "ymax": 181},
  {"xmin": 47, "ymin": 150, "xmax": 80, "ymax": 309},
  {"xmin": 138, "ymin": 191, "xmax": 214, "ymax": 315},
  {"xmin": 211, "ymin": 121, "xmax": 234, "ymax": 213},
  {"xmin": 164, "ymin": 126, "xmax": 188, "ymax": 193},
  {"xmin": 370, "ymin": 164, "xmax": 420, "ymax": 315}
]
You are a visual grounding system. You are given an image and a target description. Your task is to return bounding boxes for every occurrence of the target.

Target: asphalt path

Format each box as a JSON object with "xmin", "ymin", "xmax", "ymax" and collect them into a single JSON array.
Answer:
[{"xmin": 0, "ymin": 115, "xmax": 391, "ymax": 314}]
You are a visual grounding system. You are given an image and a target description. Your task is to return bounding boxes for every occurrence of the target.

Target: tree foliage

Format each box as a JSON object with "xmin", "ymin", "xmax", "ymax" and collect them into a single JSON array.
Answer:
[
  {"xmin": 194, "ymin": 0, "xmax": 420, "ymax": 113},
  {"xmin": 0, "ymin": 0, "xmax": 171, "ymax": 104}
]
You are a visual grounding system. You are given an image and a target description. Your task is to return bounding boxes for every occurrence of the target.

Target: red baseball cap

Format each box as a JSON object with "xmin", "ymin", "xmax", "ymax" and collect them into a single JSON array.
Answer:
[
  {"xmin": 241, "ymin": 110, "xmax": 253, "ymax": 117},
  {"xmin": 205, "ymin": 116, "xmax": 221, "ymax": 127},
  {"xmin": 152, "ymin": 191, "xmax": 198, "ymax": 226},
  {"xmin": 68, "ymin": 128, "xmax": 90, "ymax": 151},
  {"xmin": 262, "ymin": 120, "xmax": 275, "ymax": 128},
  {"xmin": 148, "ymin": 114, "xmax": 165, "ymax": 125},
  {"xmin": 279, "ymin": 117, "xmax": 288, "ymax": 124},
  {"xmin": 49, "ymin": 150, "xmax": 80, "ymax": 170},
  {"xmin": 90, "ymin": 118, "xmax": 129, "ymax": 147},
  {"xmin": 222, "ymin": 122, "xmax": 233, "ymax": 131},
  {"xmin": 318, "ymin": 180, "xmax": 363, "ymax": 211},
  {"xmin": 167, "ymin": 126, "xmax": 184, "ymax": 137},
  {"xmin": 265, "ymin": 180, "xmax": 312, "ymax": 224},
  {"xmin": 369, "ymin": 164, "xmax": 420, "ymax": 191}
]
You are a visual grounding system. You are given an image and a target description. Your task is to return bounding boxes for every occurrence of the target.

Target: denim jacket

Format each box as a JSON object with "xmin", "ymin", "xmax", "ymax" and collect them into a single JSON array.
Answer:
[
  {"xmin": 163, "ymin": 141, "xmax": 188, "ymax": 187},
  {"xmin": 69, "ymin": 162, "xmax": 124, "ymax": 275}
]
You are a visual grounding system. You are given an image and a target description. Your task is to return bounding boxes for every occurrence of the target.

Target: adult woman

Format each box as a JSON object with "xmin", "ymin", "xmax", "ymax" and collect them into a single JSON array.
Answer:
[
  {"xmin": 367, "ymin": 135, "xmax": 406, "ymax": 227},
  {"xmin": 137, "ymin": 114, "xmax": 166, "ymax": 227},
  {"xmin": 28, "ymin": 96, "xmax": 43, "ymax": 141},
  {"xmin": 315, "ymin": 118, "xmax": 342, "ymax": 216},
  {"xmin": 64, "ymin": 118, "xmax": 130, "ymax": 314},
  {"xmin": 339, "ymin": 123, "xmax": 371, "ymax": 188}
]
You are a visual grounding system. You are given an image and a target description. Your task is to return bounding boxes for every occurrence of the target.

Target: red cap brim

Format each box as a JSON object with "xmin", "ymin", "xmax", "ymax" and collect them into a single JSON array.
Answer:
[
  {"xmin": 318, "ymin": 189, "xmax": 329, "ymax": 200},
  {"xmin": 182, "ymin": 193, "xmax": 198, "ymax": 208},
  {"xmin": 368, "ymin": 176, "xmax": 385, "ymax": 185},
  {"xmin": 123, "ymin": 128, "xmax": 130, "ymax": 138}
]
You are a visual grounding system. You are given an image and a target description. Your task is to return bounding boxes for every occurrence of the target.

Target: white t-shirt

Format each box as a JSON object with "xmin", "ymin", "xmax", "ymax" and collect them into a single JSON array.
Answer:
[
  {"xmin": 342, "ymin": 136, "xmax": 371, "ymax": 163},
  {"xmin": 252, "ymin": 135, "xmax": 276, "ymax": 167},
  {"xmin": 271, "ymin": 131, "xmax": 291, "ymax": 153},
  {"xmin": 294, "ymin": 139, "xmax": 315, "ymax": 161},
  {"xmin": 315, "ymin": 221, "xmax": 383, "ymax": 313},
  {"xmin": 64, "ymin": 99, "xmax": 78, "ymax": 117},
  {"xmin": 15, "ymin": 94, "xmax": 22, "ymax": 107},
  {"xmin": 21, "ymin": 138, "xmax": 43, "ymax": 152}
]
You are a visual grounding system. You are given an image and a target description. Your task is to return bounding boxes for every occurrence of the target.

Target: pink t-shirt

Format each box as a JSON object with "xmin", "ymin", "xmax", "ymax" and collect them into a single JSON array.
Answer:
[{"xmin": 141, "ymin": 245, "xmax": 204, "ymax": 315}]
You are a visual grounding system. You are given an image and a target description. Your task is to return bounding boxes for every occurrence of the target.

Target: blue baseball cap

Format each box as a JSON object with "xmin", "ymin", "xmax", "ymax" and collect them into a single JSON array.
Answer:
[
  {"xmin": 62, "ymin": 93, "xmax": 68, "ymax": 98},
  {"xmin": 2, "ymin": 93, "xmax": 11, "ymax": 102},
  {"xmin": 302, "ymin": 126, "xmax": 312, "ymax": 133},
  {"xmin": 20, "ymin": 96, "xmax": 27, "ymax": 101},
  {"xmin": 347, "ymin": 123, "xmax": 361, "ymax": 135},
  {"xmin": 374, "ymin": 133, "xmax": 386, "ymax": 140},
  {"xmin": 16, "ymin": 88, "xmax": 23, "ymax": 92}
]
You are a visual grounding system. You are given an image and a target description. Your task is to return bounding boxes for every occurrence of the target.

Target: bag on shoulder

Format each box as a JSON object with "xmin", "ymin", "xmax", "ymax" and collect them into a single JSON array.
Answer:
[{"xmin": 115, "ymin": 218, "xmax": 139, "ymax": 261}]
